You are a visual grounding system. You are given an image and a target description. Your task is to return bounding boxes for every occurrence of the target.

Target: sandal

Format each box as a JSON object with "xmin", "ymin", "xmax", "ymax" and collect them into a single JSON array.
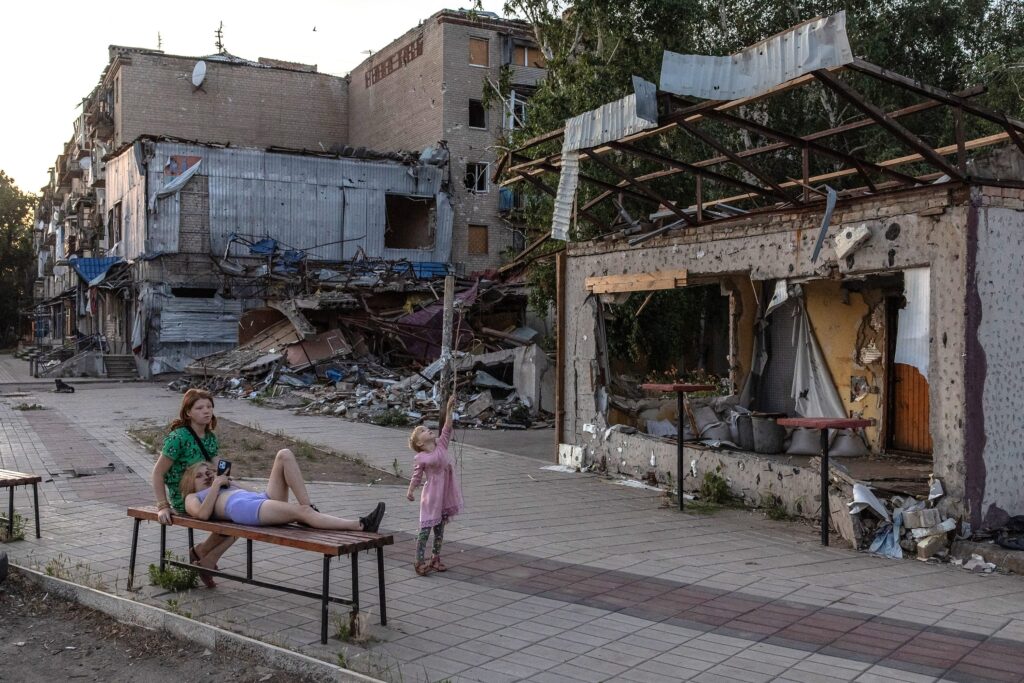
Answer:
[
  {"xmin": 414, "ymin": 562, "xmax": 432, "ymax": 576},
  {"xmin": 189, "ymin": 546, "xmax": 217, "ymax": 588},
  {"xmin": 430, "ymin": 556, "xmax": 448, "ymax": 572}
]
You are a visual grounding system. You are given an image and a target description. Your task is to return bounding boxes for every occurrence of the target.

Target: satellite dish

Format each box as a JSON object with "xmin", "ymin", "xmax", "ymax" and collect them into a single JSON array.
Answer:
[{"xmin": 191, "ymin": 61, "xmax": 207, "ymax": 87}]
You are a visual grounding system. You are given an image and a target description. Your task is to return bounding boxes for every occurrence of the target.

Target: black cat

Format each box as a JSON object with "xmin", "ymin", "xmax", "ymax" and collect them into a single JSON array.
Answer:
[{"xmin": 54, "ymin": 379, "xmax": 75, "ymax": 393}]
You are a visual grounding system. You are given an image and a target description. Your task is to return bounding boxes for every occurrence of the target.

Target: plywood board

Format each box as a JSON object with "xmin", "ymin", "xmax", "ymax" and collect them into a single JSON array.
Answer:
[{"xmin": 585, "ymin": 269, "xmax": 687, "ymax": 294}]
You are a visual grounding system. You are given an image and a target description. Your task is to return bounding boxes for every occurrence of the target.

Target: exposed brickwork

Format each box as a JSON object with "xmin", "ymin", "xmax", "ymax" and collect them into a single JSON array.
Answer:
[{"xmin": 115, "ymin": 52, "xmax": 348, "ymax": 151}]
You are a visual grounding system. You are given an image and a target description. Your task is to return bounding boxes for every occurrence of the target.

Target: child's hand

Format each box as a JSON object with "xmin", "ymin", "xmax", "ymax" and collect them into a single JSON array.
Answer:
[
  {"xmin": 406, "ymin": 492, "xmax": 415, "ymax": 502},
  {"xmin": 447, "ymin": 395, "xmax": 456, "ymax": 412}
]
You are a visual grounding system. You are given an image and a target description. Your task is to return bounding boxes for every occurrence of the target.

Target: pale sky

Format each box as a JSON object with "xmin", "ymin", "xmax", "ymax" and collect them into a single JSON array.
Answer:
[{"xmin": 0, "ymin": 0, "xmax": 509, "ymax": 193}]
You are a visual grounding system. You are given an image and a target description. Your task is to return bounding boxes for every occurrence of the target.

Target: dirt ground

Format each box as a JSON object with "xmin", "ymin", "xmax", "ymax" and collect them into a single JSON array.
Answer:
[
  {"xmin": 128, "ymin": 418, "xmax": 406, "ymax": 485},
  {"xmin": 0, "ymin": 571, "xmax": 317, "ymax": 683}
]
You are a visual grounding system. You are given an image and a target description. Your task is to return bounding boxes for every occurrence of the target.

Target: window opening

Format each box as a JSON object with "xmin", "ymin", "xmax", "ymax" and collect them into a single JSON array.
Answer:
[
  {"xmin": 384, "ymin": 194, "xmax": 435, "ymax": 249},
  {"xmin": 512, "ymin": 44, "xmax": 546, "ymax": 68},
  {"xmin": 469, "ymin": 99, "xmax": 487, "ymax": 129},
  {"xmin": 464, "ymin": 162, "xmax": 489, "ymax": 193}
]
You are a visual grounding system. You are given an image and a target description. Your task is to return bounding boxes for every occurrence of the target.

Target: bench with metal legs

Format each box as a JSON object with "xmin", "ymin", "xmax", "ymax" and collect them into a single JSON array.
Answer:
[
  {"xmin": 1, "ymin": 469, "xmax": 42, "ymax": 540},
  {"xmin": 126, "ymin": 506, "xmax": 392, "ymax": 643}
]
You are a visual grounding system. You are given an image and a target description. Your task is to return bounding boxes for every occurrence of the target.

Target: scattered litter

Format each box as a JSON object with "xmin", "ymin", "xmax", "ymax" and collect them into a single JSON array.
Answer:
[
  {"xmin": 614, "ymin": 479, "xmax": 662, "ymax": 492},
  {"xmin": 540, "ymin": 465, "xmax": 581, "ymax": 474},
  {"xmin": 14, "ymin": 642, "xmax": 25, "ymax": 647},
  {"xmin": 849, "ymin": 484, "xmax": 890, "ymax": 521},
  {"xmin": 962, "ymin": 554, "xmax": 997, "ymax": 573}
]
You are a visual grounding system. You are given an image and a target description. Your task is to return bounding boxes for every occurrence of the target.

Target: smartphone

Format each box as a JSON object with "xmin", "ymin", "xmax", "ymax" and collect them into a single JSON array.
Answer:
[{"xmin": 217, "ymin": 459, "xmax": 231, "ymax": 488}]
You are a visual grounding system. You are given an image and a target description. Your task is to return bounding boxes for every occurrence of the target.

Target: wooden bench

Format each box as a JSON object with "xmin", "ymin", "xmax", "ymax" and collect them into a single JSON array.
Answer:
[
  {"xmin": 1, "ymin": 469, "xmax": 42, "ymax": 540},
  {"xmin": 126, "ymin": 506, "xmax": 393, "ymax": 643}
]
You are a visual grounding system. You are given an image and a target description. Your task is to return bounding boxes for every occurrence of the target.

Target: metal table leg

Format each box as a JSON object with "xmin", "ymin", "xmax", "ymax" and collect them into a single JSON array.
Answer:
[
  {"xmin": 159, "ymin": 523, "xmax": 167, "ymax": 570},
  {"xmin": 351, "ymin": 552, "xmax": 360, "ymax": 617},
  {"xmin": 820, "ymin": 428, "xmax": 830, "ymax": 547},
  {"xmin": 676, "ymin": 392, "xmax": 685, "ymax": 511},
  {"xmin": 7, "ymin": 486, "xmax": 13, "ymax": 539},
  {"xmin": 246, "ymin": 539, "xmax": 253, "ymax": 580}
]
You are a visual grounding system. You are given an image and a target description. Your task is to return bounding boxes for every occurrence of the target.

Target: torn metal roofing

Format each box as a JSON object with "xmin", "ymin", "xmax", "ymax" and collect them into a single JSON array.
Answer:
[
  {"xmin": 562, "ymin": 78, "xmax": 659, "ymax": 152},
  {"xmin": 660, "ymin": 12, "xmax": 853, "ymax": 100}
]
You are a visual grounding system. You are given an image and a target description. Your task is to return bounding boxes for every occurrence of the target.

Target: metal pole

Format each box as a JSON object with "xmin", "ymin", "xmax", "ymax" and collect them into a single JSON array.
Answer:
[
  {"xmin": 350, "ymin": 552, "xmax": 360, "ymax": 616},
  {"xmin": 246, "ymin": 539, "xmax": 253, "ymax": 580},
  {"xmin": 438, "ymin": 275, "xmax": 456, "ymax": 430},
  {"xmin": 377, "ymin": 546, "xmax": 387, "ymax": 625},
  {"xmin": 820, "ymin": 428, "xmax": 830, "ymax": 546},
  {"xmin": 159, "ymin": 523, "xmax": 167, "ymax": 571},
  {"xmin": 127, "ymin": 518, "xmax": 140, "ymax": 590},
  {"xmin": 7, "ymin": 487, "xmax": 13, "ymax": 539},
  {"xmin": 677, "ymin": 391, "xmax": 685, "ymax": 511}
]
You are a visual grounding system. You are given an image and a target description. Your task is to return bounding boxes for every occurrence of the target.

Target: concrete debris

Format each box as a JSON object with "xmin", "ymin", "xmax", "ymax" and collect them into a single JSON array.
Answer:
[
  {"xmin": 916, "ymin": 534, "xmax": 947, "ymax": 559},
  {"xmin": 903, "ymin": 508, "xmax": 942, "ymax": 529},
  {"xmin": 956, "ymin": 554, "xmax": 997, "ymax": 573}
]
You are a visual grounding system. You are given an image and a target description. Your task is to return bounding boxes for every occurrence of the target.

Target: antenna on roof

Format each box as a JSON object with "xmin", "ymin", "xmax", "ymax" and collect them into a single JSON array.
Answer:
[
  {"xmin": 157, "ymin": 32, "xmax": 162, "ymax": 50},
  {"xmin": 214, "ymin": 21, "xmax": 225, "ymax": 53}
]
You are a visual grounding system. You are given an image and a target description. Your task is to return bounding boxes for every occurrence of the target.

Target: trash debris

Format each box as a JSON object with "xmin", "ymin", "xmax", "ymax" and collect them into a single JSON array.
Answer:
[{"xmin": 961, "ymin": 554, "xmax": 997, "ymax": 573}]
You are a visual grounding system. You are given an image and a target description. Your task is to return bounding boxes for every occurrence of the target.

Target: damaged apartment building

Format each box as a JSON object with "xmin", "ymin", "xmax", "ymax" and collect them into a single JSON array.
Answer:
[
  {"xmin": 31, "ymin": 9, "xmax": 547, "ymax": 379},
  {"xmin": 503, "ymin": 13, "xmax": 1024, "ymax": 532}
]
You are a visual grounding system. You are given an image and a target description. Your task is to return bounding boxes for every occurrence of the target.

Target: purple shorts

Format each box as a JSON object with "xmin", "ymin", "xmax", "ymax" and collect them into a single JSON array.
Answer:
[{"xmin": 224, "ymin": 491, "xmax": 269, "ymax": 525}]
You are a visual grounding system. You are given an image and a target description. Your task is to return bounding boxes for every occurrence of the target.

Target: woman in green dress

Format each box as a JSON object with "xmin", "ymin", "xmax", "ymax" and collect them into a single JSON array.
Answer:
[{"xmin": 150, "ymin": 388, "xmax": 236, "ymax": 587}]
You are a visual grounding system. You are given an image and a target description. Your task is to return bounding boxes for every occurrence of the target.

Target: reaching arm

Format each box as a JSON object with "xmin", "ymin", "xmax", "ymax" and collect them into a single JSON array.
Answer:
[{"xmin": 184, "ymin": 475, "xmax": 230, "ymax": 520}]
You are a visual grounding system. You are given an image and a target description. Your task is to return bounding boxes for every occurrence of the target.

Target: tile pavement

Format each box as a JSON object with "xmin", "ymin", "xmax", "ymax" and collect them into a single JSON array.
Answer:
[{"xmin": 1, "ymin": 355, "xmax": 1024, "ymax": 681}]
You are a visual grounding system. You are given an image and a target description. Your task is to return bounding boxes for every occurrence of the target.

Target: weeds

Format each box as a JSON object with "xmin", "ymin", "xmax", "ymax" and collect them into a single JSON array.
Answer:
[
  {"xmin": 42, "ymin": 554, "xmax": 109, "ymax": 589},
  {"xmin": 699, "ymin": 471, "xmax": 732, "ymax": 505},
  {"xmin": 238, "ymin": 437, "xmax": 265, "ymax": 451},
  {"xmin": 12, "ymin": 402, "xmax": 45, "ymax": 411},
  {"xmin": 0, "ymin": 511, "xmax": 26, "ymax": 542},
  {"xmin": 336, "ymin": 652, "xmax": 348, "ymax": 669},
  {"xmin": 148, "ymin": 552, "xmax": 199, "ymax": 591},
  {"xmin": 165, "ymin": 597, "xmax": 194, "ymax": 618},
  {"xmin": 294, "ymin": 441, "xmax": 316, "ymax": 460},
  {"xmin": 761, "ymin": 493, "xmax": 794, "ymax": 521},
  {"xmin": 391, "ymin": 458, "xmax": 403, "ymax": 478},
  {"xmin": 372, "ymin": 408, "xmax": 410, "ymax": 427}
]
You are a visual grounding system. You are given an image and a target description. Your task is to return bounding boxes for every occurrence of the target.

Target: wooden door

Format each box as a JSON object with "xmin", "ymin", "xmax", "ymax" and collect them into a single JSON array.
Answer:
[{"xmin": 891, "ymin": 363, "xmax": 932, "ymax": 454}]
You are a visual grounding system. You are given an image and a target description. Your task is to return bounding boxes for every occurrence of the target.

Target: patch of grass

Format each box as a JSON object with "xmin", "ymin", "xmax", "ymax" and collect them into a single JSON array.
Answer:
[
  {"xmin": 761, "ymin": 493, "xmax": 795, "ymax": 521},
  {"xmin": 336, "ymin": 652, "xmax": 348, "ymax": 669},
  {"xmin": 699, "ymin": 471, "xmax": 732, "ymax": 505},
  {"xmin": 294, "ymin": 441, "xmax": 316, "ymax": 460},
  {"xmin": 238, "ymin": 437, "xmax": 265, "ymax": 451},
  {"xmin": 41, "ymin": 553, "xmax": 109, "ymax": 589},
  {"xmin": 0, "ymin": 511, "xmax": 26, "ymax": 542},
  {"xmin": 44, "ymin": 553, "xmax": 72, "ymax": 578},
  {"xmin": 165, "ymin": 597, "xmax": 193, "ymax": 619},
  {"xmin": 372, "ymin": 408, "xmax": 410, "ymax": 427},
  {"xmin": 12, "ymin": 402, "xmax": 45, "ymax": 411},
  {"xmin": 148, "ymin": 552, "xmax": 199, "ymax": 591},
  {"xmin": 392, "ymin": 458, "xmax": 403, "ymax": 478}
]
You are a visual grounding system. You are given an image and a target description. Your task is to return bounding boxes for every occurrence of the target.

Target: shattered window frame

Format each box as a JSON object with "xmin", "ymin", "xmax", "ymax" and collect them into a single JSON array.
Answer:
[
  {"xmin": 464, "ymin": 162, "xmax": 490, "ymax": 194},
  {"xmin": 468, "ymin": 99, "xmax": 487, "ymax": 129}
]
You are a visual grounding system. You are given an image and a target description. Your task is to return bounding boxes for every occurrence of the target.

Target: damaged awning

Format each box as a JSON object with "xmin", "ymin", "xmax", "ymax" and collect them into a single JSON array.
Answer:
[{"xmin": 68, "ymin": 256, "xmax": 124, "ymax": 287}]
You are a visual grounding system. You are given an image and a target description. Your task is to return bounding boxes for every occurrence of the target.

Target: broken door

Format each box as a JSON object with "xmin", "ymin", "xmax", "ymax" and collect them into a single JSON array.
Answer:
[{"xmin": 888, "ymin": 268, "xmax": 932, "ymax": 454}]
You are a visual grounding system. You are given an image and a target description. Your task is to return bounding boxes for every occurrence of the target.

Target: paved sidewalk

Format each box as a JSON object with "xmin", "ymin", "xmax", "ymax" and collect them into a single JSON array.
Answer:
[{"xmin": 1, "ymin": 354, "xmax": 1023, "ymax": 682}]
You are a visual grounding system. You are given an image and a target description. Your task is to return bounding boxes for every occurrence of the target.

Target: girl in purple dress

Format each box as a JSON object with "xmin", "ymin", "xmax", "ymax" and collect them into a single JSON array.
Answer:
[{"xmin": 406, "ymin": 395, "xmax": 464, "ymax": 575}]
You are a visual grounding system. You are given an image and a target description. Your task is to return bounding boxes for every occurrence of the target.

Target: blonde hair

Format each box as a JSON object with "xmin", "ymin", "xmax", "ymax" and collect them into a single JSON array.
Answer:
[
  {"xmin": 408, "ymin": 425, "xmax": 429, "ymax": 452},
  {"xmin": 179, "ymin": 462, "xmax": 210, "ymax": 500}
]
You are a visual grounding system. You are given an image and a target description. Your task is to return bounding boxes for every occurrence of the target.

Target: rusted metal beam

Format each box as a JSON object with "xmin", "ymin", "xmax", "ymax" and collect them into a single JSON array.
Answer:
[
  {"xmin": 607, "ymin": 141, "xmax": 778, "ymax": 200},
  {"xmin": 677, "ymin": 120, "xmax": 801, "ymax": 204},
  {"xmin": 687, "ymin": 96, "xmax": 922, "ymax": 188},
  {"xmin": 849, "ymin": 59, "xmax": 1024, "ymax": 132},
  {"xmin": 813, "ymin": 69, "xmax": 962, "ymax": 180},
  {"xmin": 582, "ymin": 149, "xmax": 696, "ymax": 225},
  {"xmin": 497, "ymin": 232, "xmax": 551, "ymax": 274}
]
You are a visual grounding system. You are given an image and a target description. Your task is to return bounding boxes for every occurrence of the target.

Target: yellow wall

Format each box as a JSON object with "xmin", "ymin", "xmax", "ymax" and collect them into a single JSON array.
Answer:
[{"xmin": 803, "ymin": 280, "xmax": 884, "ymax": 448}]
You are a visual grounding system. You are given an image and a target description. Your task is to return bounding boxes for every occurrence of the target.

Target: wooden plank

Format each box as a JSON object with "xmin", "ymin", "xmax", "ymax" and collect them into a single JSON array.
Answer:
[
  {"xmin": 778, "ymin": 418, "xmax": 874, "ymax": 430},
  {"xmin": 0, "ymin": 469, "xmax": 43, "ymax": 486},
  {"xmin": 585, "ymin": 270, "xmax": 688, "ymax": 294},
  {"xmin": 892, "ymin": 363, "xmax": 932, "ymax": 454},
  {"xmin": 127, "ymin": 506, "xmax": 392, "ymax": 555}
]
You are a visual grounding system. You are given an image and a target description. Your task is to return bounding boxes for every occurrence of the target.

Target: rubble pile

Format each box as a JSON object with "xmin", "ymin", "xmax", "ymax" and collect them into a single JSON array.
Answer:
[{"xmin": 169, "ymin": 278, "xmax": 554, "ymax": 430}]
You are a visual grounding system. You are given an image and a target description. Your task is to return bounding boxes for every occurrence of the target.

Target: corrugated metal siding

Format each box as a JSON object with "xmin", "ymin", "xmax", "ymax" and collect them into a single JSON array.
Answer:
[
  {"xmin": 104, "ymin": 147, "xmax": 149, "ymax": 259},
  {"xmin": 660, "ymin": 12, "xmax": 853, "ymax": 100},
  {"xmin": 159, "ymin": 296, "xmax": 242, "ymax": 343},
  {"xmin": 562, "ymin": 95, "xmax": 657, "ymax": 152},
  {"xmin": 141, "ymin": 141, "xmax": 450, "ymax": 263}
]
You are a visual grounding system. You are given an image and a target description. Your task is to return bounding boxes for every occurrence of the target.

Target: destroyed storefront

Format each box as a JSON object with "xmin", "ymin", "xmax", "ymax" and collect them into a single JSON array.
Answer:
[
  {"xmin": 502, "ymin": 13, "xmax": 1024, "ymax": 536},
  {"xmin": 99, "ymin": 137, "xmax": 454, "ymax": 378}
]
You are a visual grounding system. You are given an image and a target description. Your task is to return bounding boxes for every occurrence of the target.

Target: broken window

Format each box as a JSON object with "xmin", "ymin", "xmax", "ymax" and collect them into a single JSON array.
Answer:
[
  {"xmin": 504, "ymin": 91, "xmax": 528, "ymax": 130},
  {"xmin": 469, "ymin": 37, "xmax": 489, "ymax": 66},
  {"xmin": 599, "ymin": 285, "xmax": 731, "ymax": 434},
  {"xmin": 468, "ymin": 224, "xmax": 489, "ymax": 254},
  {"xmin": 468, "ymin": 99, "xmax": 487, "ymax": 129},
  {"xmin": 107, "ymin": 201, "xmax": 123, "ymax": 246},
  {"xmin": 384, "ymin": 194, "xmax": 435, "ymax": 249},
  {"xmin": 512, "ymin": 44, "xmax": 546, "ymax": 68},
  {"xmin": 464, "ymin": 162, "xmax": 489, "ymax": 193}
]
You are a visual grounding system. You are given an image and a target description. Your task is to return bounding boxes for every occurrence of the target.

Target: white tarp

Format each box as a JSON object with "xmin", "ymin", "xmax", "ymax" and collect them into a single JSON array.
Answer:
[
  {"xmin": 790, "ymin": 290, "xmax": 847, "ymax": 420},
  {"xmin": 551, "ymin": 78, "xmax": 658, "ymax": 241},
  {"xmin": 894, "ymin": 267, "xmax": 930, "ymax": 378},
  {"xmin": 660, "ymin": 12, "xmax": 853, "ymax": 101}
]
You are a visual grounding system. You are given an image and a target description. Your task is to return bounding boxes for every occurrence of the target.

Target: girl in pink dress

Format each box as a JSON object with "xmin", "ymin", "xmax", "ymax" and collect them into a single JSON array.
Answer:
[{"xmin": 406, "ymin": 395, "xmax": 464, "ymax": 575}]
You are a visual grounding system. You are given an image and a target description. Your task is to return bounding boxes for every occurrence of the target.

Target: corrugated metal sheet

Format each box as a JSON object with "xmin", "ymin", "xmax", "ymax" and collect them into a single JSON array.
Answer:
[
  {"xmin": 551, "ymin": 151, "xmax": 580, "ymax": 240},
  {"xmin": 105, "ymin": 140, "xmax": 451, "ymax": 263},
  {"xmin": 562, "ymin": 91, "xmax": 658, "ymax": 152},
  {"xmin": 660, "ymin": 12, "xmax": 853, "ymax": 100},
  {"xmin": 159, "ymin": 296, "xmax": 242, "ymax": 343}
]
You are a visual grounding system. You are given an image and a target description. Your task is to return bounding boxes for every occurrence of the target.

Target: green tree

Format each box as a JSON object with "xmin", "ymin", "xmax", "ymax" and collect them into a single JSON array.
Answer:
[{"xmin": 0, "ymin": 172, "xmax": 37, "ymax": 347}]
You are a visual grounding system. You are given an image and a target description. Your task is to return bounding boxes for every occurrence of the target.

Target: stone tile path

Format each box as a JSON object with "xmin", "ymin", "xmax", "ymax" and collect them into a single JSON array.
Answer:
[{"xmin": 1, "ymin": 355, "xmax": 1024, "ymax": 682}]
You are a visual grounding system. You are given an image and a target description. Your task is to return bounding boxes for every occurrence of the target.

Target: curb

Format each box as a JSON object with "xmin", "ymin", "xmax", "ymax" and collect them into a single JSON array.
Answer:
[{"xmin": 9, "ymin": 564, "xmax": 383, "ymax": 683}]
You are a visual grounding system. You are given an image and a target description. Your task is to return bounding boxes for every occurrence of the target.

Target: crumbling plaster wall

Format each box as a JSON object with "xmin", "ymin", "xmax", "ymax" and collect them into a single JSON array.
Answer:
[
  {"xmin": 564, "ymin": 185, "xmax": 970, "ymax": 506},
  {"xmin": 973, "ymin": 193, "xmax": 1024, "ymax": 522}
]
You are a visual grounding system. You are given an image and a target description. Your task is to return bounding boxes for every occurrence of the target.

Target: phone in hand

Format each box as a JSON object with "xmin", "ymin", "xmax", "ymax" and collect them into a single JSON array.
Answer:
[{"xmin": 216, "ymin": 459, "xmax": 231, "ymax": 487}]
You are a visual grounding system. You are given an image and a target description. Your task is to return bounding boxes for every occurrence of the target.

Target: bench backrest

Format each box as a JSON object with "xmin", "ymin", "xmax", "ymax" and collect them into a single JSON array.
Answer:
[{"xmin": 128, "ymin": 506, "xmax": 393, "ymax": 555}]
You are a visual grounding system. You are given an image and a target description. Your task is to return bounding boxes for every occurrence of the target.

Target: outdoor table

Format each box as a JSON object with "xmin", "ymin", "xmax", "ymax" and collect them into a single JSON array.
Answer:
[
  {"xmin": 641, "ymin": 383, "xmax": 715, "ymax": 511},
  {"xmin": 777, "ymin": 417, "xmax": 873, "ymax": 546},
  {"xmin": 0, "ymin": 469, "xmax": 42, "ymax": 539}
]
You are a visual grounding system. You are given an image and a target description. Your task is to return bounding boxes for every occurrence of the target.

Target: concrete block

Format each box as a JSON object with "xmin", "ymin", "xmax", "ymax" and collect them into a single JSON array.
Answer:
[
  {"xmin": 910, "ymin": 518, "xmax": 956, "ymax": 540},
  {"xmin": 903, "ymin": 508, "xmax": 941, "ymax": 529},
  {"xmin": 916, "ymin": 534, "xmax": 947, "ymax": 559}
]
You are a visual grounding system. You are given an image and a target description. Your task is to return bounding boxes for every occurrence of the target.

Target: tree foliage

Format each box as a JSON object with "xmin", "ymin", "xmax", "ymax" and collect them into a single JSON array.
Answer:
[
  {"xmin": 499, "ymin": 0, "xmax": 1024, "ymax": 363},
  {"xmin": 0, "ymin": 172, "xmax": 36, "ymax": 347}
]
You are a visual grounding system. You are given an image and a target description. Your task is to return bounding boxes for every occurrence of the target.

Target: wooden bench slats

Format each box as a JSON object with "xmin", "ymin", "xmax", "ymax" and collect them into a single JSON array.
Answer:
[
  {"xmin": 127, "ymin": 506, "xmax": 393, "ymax": 555},
  {"xmin": 0, "ymin": 469, "xmax": 43, "ymax": 486}
]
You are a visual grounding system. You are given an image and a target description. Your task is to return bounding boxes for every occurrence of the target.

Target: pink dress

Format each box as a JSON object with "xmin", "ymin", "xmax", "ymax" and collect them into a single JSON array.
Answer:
[{"xmin": 410, "ymin": 423, "xmax": 464, "ymax": 528}]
